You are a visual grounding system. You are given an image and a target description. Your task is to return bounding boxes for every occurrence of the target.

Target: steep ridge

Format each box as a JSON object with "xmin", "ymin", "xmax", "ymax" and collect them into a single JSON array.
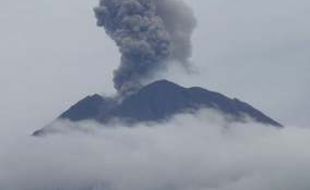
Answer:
[{"xmin": 33, "ymin": 80, "xmax": 282, "ymax": 136}]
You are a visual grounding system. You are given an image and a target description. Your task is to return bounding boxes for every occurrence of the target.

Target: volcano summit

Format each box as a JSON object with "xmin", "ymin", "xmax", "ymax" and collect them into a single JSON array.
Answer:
[{"xmin": 33, "ymin": 80, "xmax": 282, "ymax": 136}]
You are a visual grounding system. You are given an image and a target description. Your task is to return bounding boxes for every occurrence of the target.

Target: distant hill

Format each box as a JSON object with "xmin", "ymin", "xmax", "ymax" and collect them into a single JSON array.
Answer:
[{"xmin": 33, "ymin": 80, "xmax": 282, "ymax": 136}]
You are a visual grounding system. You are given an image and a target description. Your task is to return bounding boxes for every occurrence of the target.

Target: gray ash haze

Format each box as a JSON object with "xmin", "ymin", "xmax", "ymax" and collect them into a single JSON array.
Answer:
[{"xmin": 94, "ymin": 0, "xmax": 196, "ymax": 92}]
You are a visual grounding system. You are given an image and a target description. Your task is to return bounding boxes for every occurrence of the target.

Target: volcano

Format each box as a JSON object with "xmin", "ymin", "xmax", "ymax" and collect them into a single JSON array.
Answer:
[{"xmin": 33, "ymin": 80, "xmax": 282, "ymax": 136}]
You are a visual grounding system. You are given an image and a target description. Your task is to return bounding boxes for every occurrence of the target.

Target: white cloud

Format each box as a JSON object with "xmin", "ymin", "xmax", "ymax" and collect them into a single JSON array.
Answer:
[{"xmin": 1, "ymin": 110, "xmax": 309, "ymax": 190}]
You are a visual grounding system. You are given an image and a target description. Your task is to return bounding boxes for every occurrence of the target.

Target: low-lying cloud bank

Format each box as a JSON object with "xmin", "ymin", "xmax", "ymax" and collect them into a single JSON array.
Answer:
[{"xmin": 0, "ymin": 110, "xmax": 310, "ymax": 190}]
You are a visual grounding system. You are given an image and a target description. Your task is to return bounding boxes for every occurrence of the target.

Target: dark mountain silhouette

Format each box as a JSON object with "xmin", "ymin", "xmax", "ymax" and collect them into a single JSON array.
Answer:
[{"xmin": 33, "ymin": 80, "xmax": 282, "ymax": 136}]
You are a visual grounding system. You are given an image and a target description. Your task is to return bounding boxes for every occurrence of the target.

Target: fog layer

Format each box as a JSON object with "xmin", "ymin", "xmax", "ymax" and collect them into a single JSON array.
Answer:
[{"xmin": 0, "ymin": 110, "xmax": 309, "ymax": 190}]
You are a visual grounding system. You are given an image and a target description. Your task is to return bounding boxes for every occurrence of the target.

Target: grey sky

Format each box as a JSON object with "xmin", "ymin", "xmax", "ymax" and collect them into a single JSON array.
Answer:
[{"xmin": 0, "ymin": 0, "xmax": 309, "ymax": 136}]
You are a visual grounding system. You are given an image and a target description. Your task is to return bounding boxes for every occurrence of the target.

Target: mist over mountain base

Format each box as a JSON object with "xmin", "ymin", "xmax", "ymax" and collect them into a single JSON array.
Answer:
[
  {"xmin": 33, "ymin": 80, "xmax": 282, "ymax": 136},
  {"xmin": 1, "ymin": 110, "xmax": 309, "ymax": 190}
]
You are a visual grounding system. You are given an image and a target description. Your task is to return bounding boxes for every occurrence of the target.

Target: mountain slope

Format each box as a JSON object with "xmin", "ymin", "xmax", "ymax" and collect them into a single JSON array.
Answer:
[{"xmin": 33, "ymin": 80, "xmax": 282, "ymax": 136}]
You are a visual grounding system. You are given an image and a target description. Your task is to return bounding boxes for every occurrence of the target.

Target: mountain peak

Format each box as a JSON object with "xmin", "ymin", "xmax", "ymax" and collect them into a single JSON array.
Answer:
[
  {"xmin": 144, "ymin": 79, "xmax": 183, "ymax": 89},
  {"xmin": 33, "ymin": 80, "xmax": 282, "ymax": 135}
]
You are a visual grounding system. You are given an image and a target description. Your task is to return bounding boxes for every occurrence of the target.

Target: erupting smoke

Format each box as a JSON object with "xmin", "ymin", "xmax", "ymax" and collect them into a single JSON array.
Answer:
[{"xmin": 94, "ymin": 0, "xmax": 196, "ymax": 92}]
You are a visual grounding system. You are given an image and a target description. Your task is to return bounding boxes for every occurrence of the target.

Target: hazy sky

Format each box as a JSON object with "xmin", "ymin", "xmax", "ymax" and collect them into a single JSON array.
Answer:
[{"xmin": 0, "ymin": 0, "xmax": 309, "ymax": 135}]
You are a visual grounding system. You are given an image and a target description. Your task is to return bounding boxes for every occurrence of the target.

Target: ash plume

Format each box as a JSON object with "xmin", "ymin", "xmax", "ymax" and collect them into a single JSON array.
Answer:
[{"xmin": 94, "ymin": 0, "xmax": 196, "ymax": 92}]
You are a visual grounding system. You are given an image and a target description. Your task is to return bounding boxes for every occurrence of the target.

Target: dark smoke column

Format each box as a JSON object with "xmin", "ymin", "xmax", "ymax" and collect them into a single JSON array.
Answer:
[{"xmin": 94, "ymin": 0, "xmax": 196, "ymax": 93}]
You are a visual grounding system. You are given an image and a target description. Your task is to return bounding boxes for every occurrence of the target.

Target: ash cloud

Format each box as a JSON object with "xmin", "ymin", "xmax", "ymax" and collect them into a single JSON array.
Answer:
[
  {"xmin": 1, "ymin": 110, "xmax": 310, "ymax": 190},
  {"xmin": 94, "ymin": 0, "xmax": 196, "ymax": 92}
]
